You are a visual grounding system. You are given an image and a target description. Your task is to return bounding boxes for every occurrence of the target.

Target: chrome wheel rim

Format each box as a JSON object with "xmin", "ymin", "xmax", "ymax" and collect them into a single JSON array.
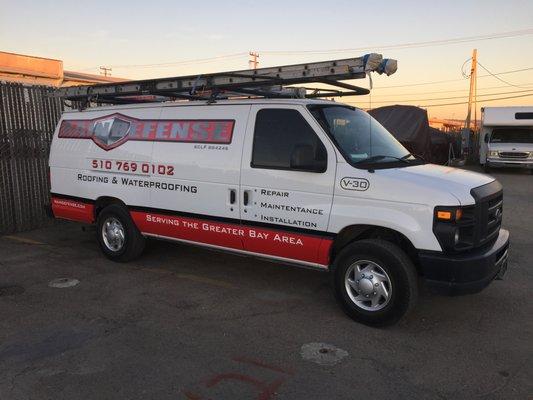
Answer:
[
  {"xmin": 102, "ymin": 217, "xmax": 125, "ymax": 252},
  {"xmin": 345, "ymin": 260, "xmax": 392, "ymax": 311}
]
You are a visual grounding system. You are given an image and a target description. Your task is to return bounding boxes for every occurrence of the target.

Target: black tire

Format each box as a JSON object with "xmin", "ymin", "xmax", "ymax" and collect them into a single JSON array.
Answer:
[
  {"xmin": 483, "ymin": 164, "xmax": 491, "ymax": 173},
  {"xmin": 96, "ymin": 204, "xmax": 145, "ymax": 262},
  {"xmin": 331, "ymin": 239, "xmax": 418, "ymax": 327}
]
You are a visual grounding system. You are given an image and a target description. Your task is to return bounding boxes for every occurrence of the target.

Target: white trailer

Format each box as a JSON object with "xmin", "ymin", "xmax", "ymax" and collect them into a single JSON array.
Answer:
[{"xmin": 479, "ymin": 106, "xmax": 533, "ymax": 173}]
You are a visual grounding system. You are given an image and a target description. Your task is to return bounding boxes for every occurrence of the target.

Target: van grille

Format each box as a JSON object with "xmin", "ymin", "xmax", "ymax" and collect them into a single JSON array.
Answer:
[
  {"xmin": 499, "ymin": 151, "xmax": 529, "ymax": 159},
  {"xmin": 481, "ymin": 194, "xmax": 503, "ymax": 245},
  {"xmin": 458, "ymin": 181, "xmax": 503, "ymax": 250}
]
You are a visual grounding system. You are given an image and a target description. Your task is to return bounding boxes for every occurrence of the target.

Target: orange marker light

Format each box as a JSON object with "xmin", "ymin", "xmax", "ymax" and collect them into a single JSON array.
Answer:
[
  {"xmin": 455, "ymin": 209, "xmax": 463, "ymax": 221},
  {"xmin": 437, "ymin": 211, "xmax": 452, "ymax": 220}
]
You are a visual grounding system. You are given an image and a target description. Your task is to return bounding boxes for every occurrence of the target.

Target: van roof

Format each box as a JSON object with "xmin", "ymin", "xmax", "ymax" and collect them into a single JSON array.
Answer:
[
  {"xmin": 482, "ymin": 106, "xmax": 533, "ymax": 126},
  {"xmin": 63, "ymin": 98, "xmax": 355, "ymax": 114}
]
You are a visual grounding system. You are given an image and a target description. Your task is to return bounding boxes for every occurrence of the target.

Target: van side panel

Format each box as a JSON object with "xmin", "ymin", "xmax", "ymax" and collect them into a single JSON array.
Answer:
[
  {"xmin": 49, "ymin": 107, "xmax": 161, "ymax": 212},
  {"xmin": 49, "ymin": 103, "xmax": 332, "ymax": 267}
]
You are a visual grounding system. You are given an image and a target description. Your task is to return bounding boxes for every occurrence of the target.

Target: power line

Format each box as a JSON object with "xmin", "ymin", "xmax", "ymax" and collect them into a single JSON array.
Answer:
[
  {"xmin": 78, "ymin": 52, "xmax": 248, "ymax": 71},
  {"xmin": 345, "ymin": 89, "xmax": 533, "ymax": 105},
  {"xmin": 351, "ymin": 89, "xmax": 533, "ymax": 104},
  {"xmin": 477, "ymin": 61, "xmax": 531, "ymax": 89},
  {"xmin": 260, "ymin": 28, "xmax": 533, "ymax": 55},
  {"xmin": 348, "ymin": 88, "xmax": 533, "ymax": 104},
  {"xmin": 372, "ymin": 66, "xmax": 533, "ymax": 89},
  {"xmin": 74, "ymin": 28, "xmax": 533, "ymax": 73},
  {"xmin": 367, "ymin": 83, "xmax": 533, "ymax": 98},
  {"xmin": 351, "ymin": 92, "xmax": 533, "ymax": 108},
  {"xmin": 419, "ymin": 92, "xmax": 533, "ymax": 107}
]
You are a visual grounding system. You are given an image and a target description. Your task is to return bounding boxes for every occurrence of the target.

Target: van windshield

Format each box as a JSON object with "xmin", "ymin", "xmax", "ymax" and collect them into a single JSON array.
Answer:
[
  {"xmin": 309, "ymin": 105, "xmax": 422, "ymax": 168},
  {"xmin": 491, "ymin": 128, "xmax": 533, "ymax": 143}
]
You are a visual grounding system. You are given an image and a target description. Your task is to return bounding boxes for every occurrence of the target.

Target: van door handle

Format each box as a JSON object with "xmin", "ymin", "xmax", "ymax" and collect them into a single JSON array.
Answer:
[
  {"xmin": 229, "ymin": 189, "xmax": 236, "ymax": 204},
  {"xmin": 243, "ymin": 190, "xmax": 249, "ymax": 206}
]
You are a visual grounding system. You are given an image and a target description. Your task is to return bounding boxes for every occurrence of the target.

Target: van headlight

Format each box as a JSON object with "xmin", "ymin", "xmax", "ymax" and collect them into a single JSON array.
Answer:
[
  {"xmin": 488, "ymin": 150, "xmax": 499, "ymax": 157},
  {"xmin": 433, "ymin": 206, "xmax": 474, "ymax": 252}
]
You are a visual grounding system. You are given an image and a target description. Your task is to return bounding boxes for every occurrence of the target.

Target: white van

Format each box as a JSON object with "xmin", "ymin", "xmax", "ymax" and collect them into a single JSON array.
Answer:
[
  {"xmin": 48, "ymin": 98, "xmax": 510, "ymax": 326},
  {"xmin": 479, "ymin": 106, "xmax": 533, "ymax": 173}
]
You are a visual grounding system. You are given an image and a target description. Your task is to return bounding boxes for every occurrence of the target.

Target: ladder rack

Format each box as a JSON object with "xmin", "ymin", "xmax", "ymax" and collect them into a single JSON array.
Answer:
[{"xmin": 55, "ymin": 53, "xmax": 397, "ymax": 106}]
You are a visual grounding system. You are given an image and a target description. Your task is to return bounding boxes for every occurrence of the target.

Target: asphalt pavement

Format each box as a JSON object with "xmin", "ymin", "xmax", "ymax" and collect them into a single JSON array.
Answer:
[{"xmin": 0, "ymin": 166, "xmax": 531, "ymax": 400}]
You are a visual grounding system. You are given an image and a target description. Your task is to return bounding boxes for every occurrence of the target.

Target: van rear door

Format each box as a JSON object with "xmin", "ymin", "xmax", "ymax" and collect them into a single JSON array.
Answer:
[{"xmin": 239, "ymin": 105, "xmax": 336, "ymax": 266}]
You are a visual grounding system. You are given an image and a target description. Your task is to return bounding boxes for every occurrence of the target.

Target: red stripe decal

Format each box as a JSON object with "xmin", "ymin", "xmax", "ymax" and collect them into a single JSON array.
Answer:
[
  {"xmin": 130, "ymin": 211, "xmax": 331, "ymax": 266},
  {"xmin": 51, "ymin": 197, "xmax": 94, "ymax": 223},
  {"xmin": 130, "ymin": 211, "xmax": 244, "ymax": 251}
]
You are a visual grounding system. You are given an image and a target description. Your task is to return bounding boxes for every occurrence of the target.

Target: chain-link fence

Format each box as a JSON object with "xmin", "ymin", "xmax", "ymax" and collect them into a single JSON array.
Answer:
[{"xmin": 0, "ymin": 82, "xmax": 63, "ymax": 234}]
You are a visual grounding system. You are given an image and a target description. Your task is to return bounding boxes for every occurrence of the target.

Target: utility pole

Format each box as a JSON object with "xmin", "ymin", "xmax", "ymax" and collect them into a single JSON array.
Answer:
[
  {"xmin": 99, "ymin": 66, "xmax": 112, "ymax": 77},
  {"xmin": 464, "ymin": 49, "xmax": 477, "ymax": 131},
  {"xmin": 248, "ymin": 52, "xmax": 259, "ymax": 69},
  {"xmin": 461, "ymin": 49, "xmax": 477, "ymax": 159}
]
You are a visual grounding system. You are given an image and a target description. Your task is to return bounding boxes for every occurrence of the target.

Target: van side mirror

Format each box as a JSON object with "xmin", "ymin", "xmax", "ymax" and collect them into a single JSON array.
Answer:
[
  {"xmin": 484, "ymin": 135, "xmax": 489, "ymax": 143},
  {"xmin": 290, "ymin": 144, "xmax": 326, "ymax": 172}
]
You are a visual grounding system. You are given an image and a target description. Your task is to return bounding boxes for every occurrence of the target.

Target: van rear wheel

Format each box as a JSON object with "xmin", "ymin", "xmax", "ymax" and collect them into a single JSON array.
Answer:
[
  {"xmin": 332, "ymin": 239, "xmax": 418, "ymax": 327},
  {"xmin": 96, "ymin": 204, "xmax": 145, "ymax": 262}
]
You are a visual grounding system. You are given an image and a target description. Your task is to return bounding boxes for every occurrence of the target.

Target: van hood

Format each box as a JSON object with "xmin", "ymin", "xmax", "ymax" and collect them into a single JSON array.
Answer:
[
  {"xmin": 383, "ymin": 164, "xmax": 494, "ymax": 205},
  {"xmin": 489, "ymin": 142, "xmax": 533, "ymax": 152}
]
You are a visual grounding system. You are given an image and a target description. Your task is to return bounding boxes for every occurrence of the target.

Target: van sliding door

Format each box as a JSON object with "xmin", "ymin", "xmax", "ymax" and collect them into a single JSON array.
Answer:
[{"xmin": 131, "ymin": 104, "xmax": 250, "ymax": 251}]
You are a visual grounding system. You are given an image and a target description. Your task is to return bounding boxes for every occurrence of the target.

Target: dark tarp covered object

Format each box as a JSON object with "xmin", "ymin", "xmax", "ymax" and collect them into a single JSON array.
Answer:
[
  {"xmin": 368, "ymin": 105, "xmax": 454, "ymax": 164},
  {"xmin": 429, "ymin": 127, "xmax": 453, "ymax": 165}
]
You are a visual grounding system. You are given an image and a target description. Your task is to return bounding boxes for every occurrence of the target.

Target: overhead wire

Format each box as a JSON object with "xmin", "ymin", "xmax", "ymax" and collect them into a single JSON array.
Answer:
[
  {"xmin": 371, "ymin": 67, "xmax": 533, "ymax": 90},
  {"xmin": 366, "ymin": 83, "xmax": 533, "ymax": 98},
  {"xmin": 417, "ymin": 92, "xmax": 533, "ymax": 107},
  {"xmin": 477, "ymin": 61, "xmax": 532, "ymax": 89},
  {"xmin": 348, "ymin": 92, "xmax": 533, "ymax": 108},
  {"xmin": 77, "ymin": 52, "xmax": 248, "ymax": 72},
  {"xmin": 358, "ymin": 62, "xmax": 533, "ymax": 105},
  {"xmin": 345, "ymin": 89, "xmax": 533, "ymax": 104},
  {"xmin": 73, "ymin": 28, "xmax": 533, "ymax": 72},
  {"xmin": 260, "ymin": 28, "xmax": 533, "ymax": 55}
]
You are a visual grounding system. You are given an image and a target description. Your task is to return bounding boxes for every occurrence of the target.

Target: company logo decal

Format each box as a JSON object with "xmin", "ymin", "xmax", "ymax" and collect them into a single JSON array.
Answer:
[
  {"xmin": 494, "ymin": 207, "xmax": 502, "ymax": 221},
  {"xmin": 340, "ymin": 177, "xmax": 370, "ymax": 191},
  {"xmin": 58, "ymin": 113, "xmax": 235, "ymax": 150},
  {"xmin": 93, "ymin": 117, "xmax": 131, "ymax": 149}
]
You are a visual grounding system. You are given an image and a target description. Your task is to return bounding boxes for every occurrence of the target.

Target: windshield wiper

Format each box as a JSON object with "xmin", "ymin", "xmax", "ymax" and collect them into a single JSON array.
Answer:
[
  {"xmin": 354, "ymin": 155, "xmax": 412, "ymax": 165},
  {"xmin": 401, "ymin": 153, "xmax": 426, "ymax": 162}
]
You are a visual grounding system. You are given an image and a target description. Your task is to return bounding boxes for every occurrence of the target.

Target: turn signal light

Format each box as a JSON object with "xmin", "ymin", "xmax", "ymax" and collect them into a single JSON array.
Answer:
[
  {"xmin": 436, "ymin": 208, "xmax": 463, "ymax": 222},
  {"xmin": 437, "ymin": 211, "xmax": 452, "ymax": 220}
]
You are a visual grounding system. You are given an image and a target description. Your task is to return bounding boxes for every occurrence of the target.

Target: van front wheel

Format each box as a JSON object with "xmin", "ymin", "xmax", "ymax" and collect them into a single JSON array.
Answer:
[
  {"xmin": 96, "ymin": 204, "xmax": 145, "ymax": 262},
  {"xmin": 332, "ymin": 239, "xmax": 418, "ymax": 327}
]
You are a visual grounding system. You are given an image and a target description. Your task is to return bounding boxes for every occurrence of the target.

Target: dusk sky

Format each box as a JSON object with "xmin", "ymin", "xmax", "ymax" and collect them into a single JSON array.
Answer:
[{"xmin": 1, "ymin": 0, "xmax": 532, "ymax": 119}]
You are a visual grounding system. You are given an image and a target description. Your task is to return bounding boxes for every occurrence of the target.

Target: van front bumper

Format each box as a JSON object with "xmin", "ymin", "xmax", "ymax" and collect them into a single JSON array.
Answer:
[
  {"xmin": 418, "ymin": 229, "xmax": 509, "ymax": 295},
  {"xmin": 486, "ymin": 158, "xmax": 533, "ymax": 169}
]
